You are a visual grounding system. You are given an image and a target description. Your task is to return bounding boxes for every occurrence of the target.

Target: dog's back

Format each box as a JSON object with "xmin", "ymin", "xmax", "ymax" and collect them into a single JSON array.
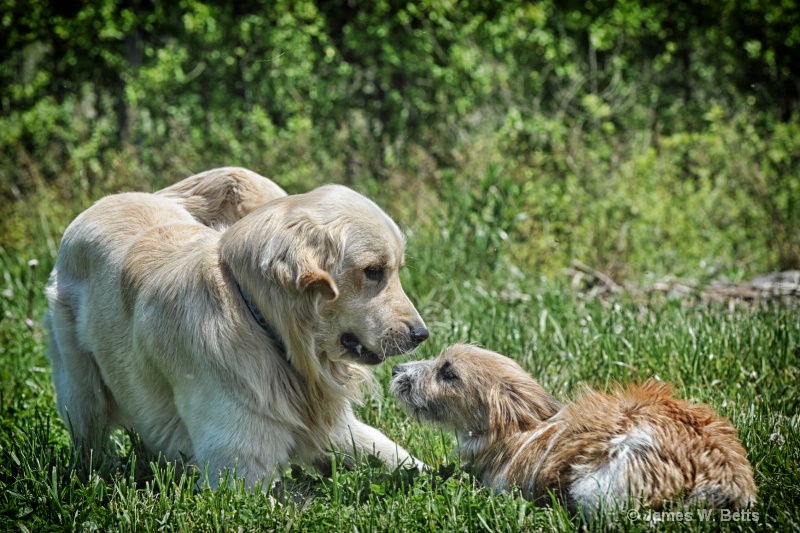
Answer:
[
  {"xmin": 560, "ymin": 380, "xmax": 756, "ymax": 512},
  {"xmin": 156, "ymin": 167, "xmax": 286, "ymax": 229}
]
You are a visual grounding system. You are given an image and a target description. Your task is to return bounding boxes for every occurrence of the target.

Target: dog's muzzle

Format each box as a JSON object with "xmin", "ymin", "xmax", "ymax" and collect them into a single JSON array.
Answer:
[
  {"xmin": 389, "ymin": 362, "xmax": 439, "ymax": 422},
  {"xmin": 392, "ymin": 363, "xmax": 410, "ymax": 378},
  {"xmin": 340, "ymin": 322, "xmax": 429, "ymax": 366},
  {"xmin": 389, "ymin": 364, "xmax": 412, "ymax": 397},
  {"xmin": 389, "ymin": 361, "xmax": 427, "ymax": 396}
]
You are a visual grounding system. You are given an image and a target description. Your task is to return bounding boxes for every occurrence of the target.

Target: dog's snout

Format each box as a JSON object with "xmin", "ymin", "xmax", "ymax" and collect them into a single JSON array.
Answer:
[
  {"xmin": 392, "ymin": 364, "xmax": 407, "ymax": 377},
  {"xmin": 409, "ymin": 323, "xmax": 430, "ymax": 345}
]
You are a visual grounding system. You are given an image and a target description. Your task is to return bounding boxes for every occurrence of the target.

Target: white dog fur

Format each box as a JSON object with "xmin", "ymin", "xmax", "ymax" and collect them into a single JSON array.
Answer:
[{"xmin": 45, "ymin": 172, "xmax": 429, "ymax": 486}]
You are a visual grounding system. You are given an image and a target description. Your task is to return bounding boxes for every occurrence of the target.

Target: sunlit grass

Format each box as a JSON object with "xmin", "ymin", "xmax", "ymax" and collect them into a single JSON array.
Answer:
[{"xmin": 1, "ymin": 171, "xmax": 798, "ymax": 531}]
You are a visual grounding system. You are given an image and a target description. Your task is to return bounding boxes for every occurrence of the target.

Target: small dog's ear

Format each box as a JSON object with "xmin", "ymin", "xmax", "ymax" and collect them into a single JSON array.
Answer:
[
  {"xmin": 490, "ymin": 385, "xmax": 523, "ymax": 433},
  {"xmin": 489, "ymin": 384, "xmax": 545, "ymax": 434},
  {"xmin": 299, "ymin": 269, "xmax": 339, "ymax": 301},
  {"xmin": 489, "ymin": 379, "xmax": 562, "ymax": 437}
]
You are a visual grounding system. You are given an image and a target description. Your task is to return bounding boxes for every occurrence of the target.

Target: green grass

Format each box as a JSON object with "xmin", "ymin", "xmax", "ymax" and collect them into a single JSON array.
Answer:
[{"xmin": 1, "ymin": 179, "xmax": 799, "ymax": 532}]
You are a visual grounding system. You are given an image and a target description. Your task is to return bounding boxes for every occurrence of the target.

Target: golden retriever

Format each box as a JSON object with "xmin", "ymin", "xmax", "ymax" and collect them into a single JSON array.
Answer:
[
  {"xmin": 390, "ymin": 344, "xmax": 756, "ymax": 514},
  {"xmin": 45, "ymin": 176, "xmax": 429, "ymax": 487}
]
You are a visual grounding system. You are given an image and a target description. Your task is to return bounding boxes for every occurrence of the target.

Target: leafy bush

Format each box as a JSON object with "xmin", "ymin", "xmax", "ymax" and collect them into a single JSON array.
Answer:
[{"xmin": 2, "ymin": 0, "xmax": 799, "ymax": 279}]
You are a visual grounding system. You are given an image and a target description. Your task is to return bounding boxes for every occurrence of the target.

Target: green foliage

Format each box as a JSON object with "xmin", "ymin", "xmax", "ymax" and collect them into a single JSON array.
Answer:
[
  {"xmin": 488, "ymin": 110, "xmax": 800, "ymax": 279},
  {"xmin": 2, "ymin": 0, "xmax": 800, "ymax": 277}
]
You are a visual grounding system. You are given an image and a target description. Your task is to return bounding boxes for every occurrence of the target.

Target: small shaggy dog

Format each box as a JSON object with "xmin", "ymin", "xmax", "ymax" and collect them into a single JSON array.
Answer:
[
  {"xmin": 390, "ymin": 344, "xmax": 756, "ymax": 514},
  {"xmin": 45, "ymin": 171, "xmax": 429, "ymax": 486}
]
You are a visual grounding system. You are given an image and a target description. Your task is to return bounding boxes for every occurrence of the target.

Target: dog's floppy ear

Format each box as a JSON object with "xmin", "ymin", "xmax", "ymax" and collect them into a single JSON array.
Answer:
[
  {"xmin": 489, "ymin": 382, "xmax": 560, "ymax": 434},
  {"xmin": 299, "ymin": 269, "xmax": 339, "ymax": 302},
  {"xmin": 265, "ymin": 226, "xmax": 340, "ymax": 302},
  {"xmin": 219, "ymin": 201, "xmax": 341, "ymax": 301},
  {"xmin": 489, "ymin": 384, "xmax": 535, "ymax": 434}
]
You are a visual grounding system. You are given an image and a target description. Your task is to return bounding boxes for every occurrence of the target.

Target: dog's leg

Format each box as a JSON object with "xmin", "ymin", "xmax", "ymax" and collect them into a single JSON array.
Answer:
[
  {"xmin": 45, "ymin": 282, "xmax": 113, "ymax": 466},
  {"xmin": 330, "ymin": 407, "xmax": 424, "ymax": 470},
  {"xmin": 188, "ymin": 404, "xmax": 294, "ymax": 490}
]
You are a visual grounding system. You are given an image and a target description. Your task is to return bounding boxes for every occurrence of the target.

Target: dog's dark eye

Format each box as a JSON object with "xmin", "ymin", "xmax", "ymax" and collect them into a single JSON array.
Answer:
[
  {"xmin": 364, "ymin": 266, "xmax": 384, "ymax": 282},
  {"xmin": 437, "ymin": 361, "xmax": 459, "ymax": 382}
]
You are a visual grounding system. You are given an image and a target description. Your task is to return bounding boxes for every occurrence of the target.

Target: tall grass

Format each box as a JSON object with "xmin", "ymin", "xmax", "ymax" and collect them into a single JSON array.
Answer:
[{"xmin": 1, "ymin": 166, "xmax": 798, "ymax": 531}]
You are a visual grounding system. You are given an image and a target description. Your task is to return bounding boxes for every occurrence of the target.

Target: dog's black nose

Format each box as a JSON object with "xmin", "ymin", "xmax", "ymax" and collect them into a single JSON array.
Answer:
[{"xmin": 409, "ymin": 323, "xmax": 430, "ymax": 345}]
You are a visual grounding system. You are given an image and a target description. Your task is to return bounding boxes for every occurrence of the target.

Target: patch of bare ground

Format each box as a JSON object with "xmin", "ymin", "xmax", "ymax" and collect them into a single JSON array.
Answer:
[{"xmin": 566, "ymin": 260, "xmax": 800, "ymax": 308}]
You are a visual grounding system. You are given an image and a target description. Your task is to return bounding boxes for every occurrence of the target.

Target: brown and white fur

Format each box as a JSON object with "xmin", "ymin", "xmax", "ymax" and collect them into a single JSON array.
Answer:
[
  {"xmin": 390, "ymin": 344, "xmax": 756, "ymax": 514},
  {"xmin": 45, "ymin": 180, "xmax": 429, "ymax": 487}
]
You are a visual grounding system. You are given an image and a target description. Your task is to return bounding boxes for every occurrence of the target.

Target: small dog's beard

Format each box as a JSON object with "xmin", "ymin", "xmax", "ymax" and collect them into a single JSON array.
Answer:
[
  {"xmin": 395, "ymin": 393, "xmax": 452, "ymax": 427},
  {"xmin": 390, "ymin": 377, "xmax": 446, "ymax": 424},
  {"xmin": 388, "ymin": 378, "xmax": 412, "ymax": 400},
  {"xmin": 406, "ymin": 402, "xmax": 447, "ymax": 425}
]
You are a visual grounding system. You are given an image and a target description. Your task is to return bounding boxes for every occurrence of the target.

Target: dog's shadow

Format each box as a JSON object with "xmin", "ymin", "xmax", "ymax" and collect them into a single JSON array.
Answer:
[
  {"xmin": 271, "ymin": 454, "xmax": 469, "ymax": 509},
  {"xmin": 76, "ymin": 430, "xmax": 460, "ymax": 507},
  {"xmin": 69, "ymin": 428, "xmax": 196, "ymax": 492}
]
